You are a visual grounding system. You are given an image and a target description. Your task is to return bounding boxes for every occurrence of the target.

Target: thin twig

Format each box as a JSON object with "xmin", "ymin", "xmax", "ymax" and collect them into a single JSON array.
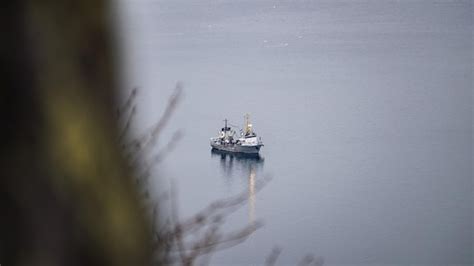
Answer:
[
  {"xmin": 265, "ymin": 246, "xmax": 282, "ymax": 266},
  {"xmin": 119, "ymin": 104, "xmax": 136, "ymax": 141},
  {"xmin": 170, "ymin": 181, "xmax": 188, "ymax": 266},
  {"xmin": 117, "ymin": 87, "xmax": 138, "ymax": 118},
  {"xmin": 148, "ymin": 130, "xmax": 183, "ymax": 165}
]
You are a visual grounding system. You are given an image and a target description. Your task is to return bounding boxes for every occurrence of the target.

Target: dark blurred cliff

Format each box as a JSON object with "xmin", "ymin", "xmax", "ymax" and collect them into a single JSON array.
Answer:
[{"xmin": 0, "ymin": 1, "xmax": 152, "ymax": 265}]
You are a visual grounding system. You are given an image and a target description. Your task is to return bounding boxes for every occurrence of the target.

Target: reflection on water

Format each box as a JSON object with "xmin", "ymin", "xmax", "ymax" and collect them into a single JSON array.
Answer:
[
  {"xmin": 248, "ymin": 167, "xmax": 256, "ymax": 223},
  {"xmin": 211, "ymin": 149, "xmax": 264, "ymax": 223}
]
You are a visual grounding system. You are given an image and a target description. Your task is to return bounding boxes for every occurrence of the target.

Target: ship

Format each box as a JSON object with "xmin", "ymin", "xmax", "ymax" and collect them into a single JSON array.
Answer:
[{"xmin": 210, "ymin": 114, "xmax": 264, "ymax": 154}]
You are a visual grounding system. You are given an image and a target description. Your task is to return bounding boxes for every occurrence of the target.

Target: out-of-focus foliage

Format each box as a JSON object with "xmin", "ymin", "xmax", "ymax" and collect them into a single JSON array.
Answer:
[{"xmin": 0, "ymin": 1, "xmax": 152, "ymax": 265}]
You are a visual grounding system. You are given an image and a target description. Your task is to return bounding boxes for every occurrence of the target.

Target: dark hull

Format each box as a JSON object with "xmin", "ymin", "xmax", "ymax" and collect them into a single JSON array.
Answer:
[
  {"xmin": 210, "ymin": 148, "xmax": 263, "ymax": 160},
  {"xmin": 210, "ymin": 142, "xmax": 262, "ymax": 154}
]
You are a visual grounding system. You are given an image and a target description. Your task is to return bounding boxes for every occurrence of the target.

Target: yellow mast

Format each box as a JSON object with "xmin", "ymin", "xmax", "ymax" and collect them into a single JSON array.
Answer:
[{"xmin": 244, "ymin": 114, "xmax": 250, "ymax": 135}]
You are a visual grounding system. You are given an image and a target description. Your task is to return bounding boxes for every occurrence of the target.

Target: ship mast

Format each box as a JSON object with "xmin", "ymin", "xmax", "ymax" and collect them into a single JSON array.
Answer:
[{"xmin": 244, "ymin": 114, "xmax": 250, "ymax": 135}]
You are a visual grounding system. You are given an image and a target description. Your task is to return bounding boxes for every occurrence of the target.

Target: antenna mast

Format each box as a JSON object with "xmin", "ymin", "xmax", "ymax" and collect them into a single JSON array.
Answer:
[{"xmin": 244, "ymin": 114, "xmax": 250, "ymax": 134}]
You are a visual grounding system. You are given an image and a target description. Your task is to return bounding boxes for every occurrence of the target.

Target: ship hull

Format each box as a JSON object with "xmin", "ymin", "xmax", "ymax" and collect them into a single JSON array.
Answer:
[
  {"xmin": 211, "ymin": 148, "xmax": 262, "ymax": 159},
  {"xmin": 210, "ymin": 142, "xmax": 262, "ymax": 154}
]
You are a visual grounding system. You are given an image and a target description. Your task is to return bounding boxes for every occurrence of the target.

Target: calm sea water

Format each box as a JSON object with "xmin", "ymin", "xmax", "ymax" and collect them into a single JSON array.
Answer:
[{"xmin": 116, "ymin": 0, "xmax": 472, "ymax": 264}]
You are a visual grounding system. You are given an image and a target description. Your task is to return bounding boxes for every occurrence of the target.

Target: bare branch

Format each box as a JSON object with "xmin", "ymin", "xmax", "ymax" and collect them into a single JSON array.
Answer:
[
  {"xmin": 136, "ymin": 82, "xmax": 183, "ymax": 155},
  {"xmin": 122, "ymin": 83, "xmax": 181, "ymax": 154},
  {"xmin": 148, "ymin": 130, "xmax": 183, "ymax": 165},
  {"xmin": 170, "ymin": 182, "xmax": 188, "ymax": 266},
  {"xmin": 191, "ymin": 221, "xmax": 263, "ymax": 254},
  {"xmin": 117, "ymin": 87, "xmax": 138, "ymax": 118},
  {"xmin": 151, "ymin": 175, "xmax": 269, "ymax": 265},
  {"xmin": 298, "ymin": 254, "xmax": 315, "ymax": 266},
  {"xmin": 119, "ymin": 104, "xmax": 136, "ymax": 141},
  {"xmin": 265, "ymin": 246, "xmax": 282, "ymax": 266}
]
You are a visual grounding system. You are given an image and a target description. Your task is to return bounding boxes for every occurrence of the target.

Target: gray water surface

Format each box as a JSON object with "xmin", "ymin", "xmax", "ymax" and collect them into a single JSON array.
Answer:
[{"xmin": 117, "ymin": 0, "xmax": 473, "ymax": 264}]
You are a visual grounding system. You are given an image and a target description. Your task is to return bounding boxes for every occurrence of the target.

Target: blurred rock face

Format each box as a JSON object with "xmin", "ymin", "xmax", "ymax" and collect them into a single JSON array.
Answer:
[{"xmin": 0, "ymin": 1, "xmax": 151, "ymax": 266}]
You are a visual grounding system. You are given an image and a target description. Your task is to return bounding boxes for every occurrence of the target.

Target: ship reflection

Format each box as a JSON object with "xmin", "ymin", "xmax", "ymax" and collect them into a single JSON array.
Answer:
[
  {"xmin": 211, "ymin": 149, "xmax": 264, "ymax": 224},
  {"xmin": 248, "ymin": 167, "xmax": 256, "ymax": 223}
]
